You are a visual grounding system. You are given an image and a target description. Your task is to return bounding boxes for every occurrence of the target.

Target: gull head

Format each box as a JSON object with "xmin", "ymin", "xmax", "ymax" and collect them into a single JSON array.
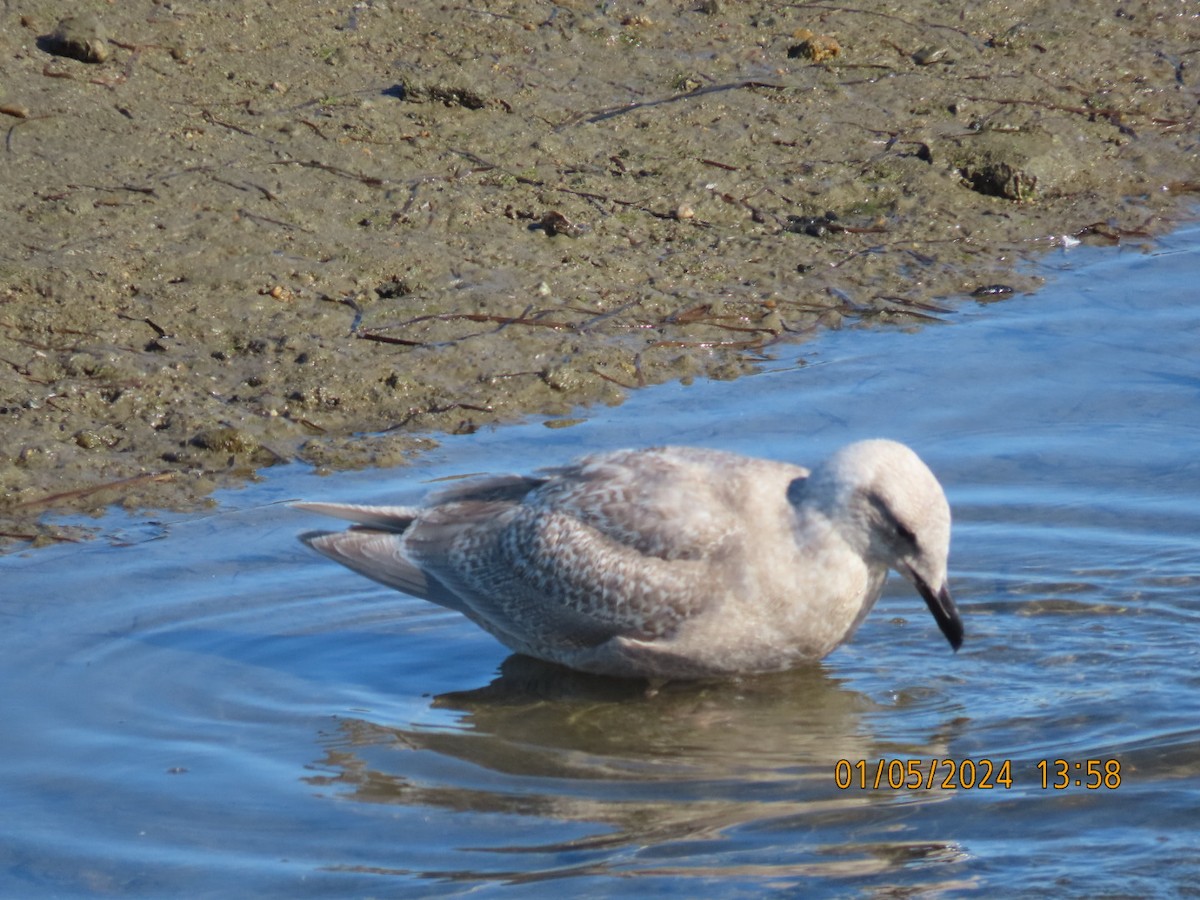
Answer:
[{"xmin": 801, "ymin": 439, "xmax": 962, "ymax": 651}]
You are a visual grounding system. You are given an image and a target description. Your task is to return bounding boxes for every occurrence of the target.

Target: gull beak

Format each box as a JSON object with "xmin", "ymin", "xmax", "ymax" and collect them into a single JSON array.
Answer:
[{"xmin": 914, "ymin": 576, "xmax": 963, "ymax": 652}]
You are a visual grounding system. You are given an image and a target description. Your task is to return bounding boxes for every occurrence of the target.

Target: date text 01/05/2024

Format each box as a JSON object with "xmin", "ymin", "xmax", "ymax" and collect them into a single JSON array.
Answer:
[{"xmin": 833, "ymin": 759, "xmax": 1123, "ymax": 790}]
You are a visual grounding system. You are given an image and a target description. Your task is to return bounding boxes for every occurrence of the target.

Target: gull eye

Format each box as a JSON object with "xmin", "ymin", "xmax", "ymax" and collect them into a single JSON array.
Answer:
[{"xmin": 867, "ymin": 492, "xmax": 918, "ymax": 551}]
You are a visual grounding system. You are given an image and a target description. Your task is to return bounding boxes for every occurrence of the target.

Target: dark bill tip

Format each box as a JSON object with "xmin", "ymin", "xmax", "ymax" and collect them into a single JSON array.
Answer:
[{"xmin": 916, "ymin": 577, "xmax": 963, "ymax": 652}]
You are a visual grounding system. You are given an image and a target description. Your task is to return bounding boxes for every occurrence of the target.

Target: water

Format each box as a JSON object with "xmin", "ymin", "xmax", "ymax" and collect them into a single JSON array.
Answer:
[{"xmin": 5, "ymin": 224, "xmax": 1200, "ymax": 897}]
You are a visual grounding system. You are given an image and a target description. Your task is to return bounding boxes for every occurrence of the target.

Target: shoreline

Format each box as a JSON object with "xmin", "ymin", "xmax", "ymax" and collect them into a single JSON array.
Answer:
[{"xmin": 3, "ymin": 0, "xmax": 1198, "ymax": 547}]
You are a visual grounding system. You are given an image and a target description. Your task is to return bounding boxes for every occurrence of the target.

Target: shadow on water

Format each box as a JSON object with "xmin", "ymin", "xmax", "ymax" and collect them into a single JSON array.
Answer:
[
  {"xmin": 297, "ymin": 654, "xmax": 964, "ymax": 884},
  {"xmin": 134, "ymin": 616, "xmax": 969, "ymax": 885}
]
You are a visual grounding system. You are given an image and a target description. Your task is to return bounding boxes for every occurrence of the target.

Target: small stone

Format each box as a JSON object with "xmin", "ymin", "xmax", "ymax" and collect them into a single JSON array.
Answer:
[
  {"xmin": 539, "ymin": 211, "xmax": 588, "ymax": 238},
  {"xmin": 74, "ymin": 429, "xmax": 118, "ymax": 450},
  {"xmin": 971, "ymin": 284, "xmax": 1015, "ymax": 298},
  {"xmin": 913, "ymin": 46, "xmax": 952, "ymax": 66},
  {"xmin": 189, "ymin": 426, "xmax": 260, "ymax": 455},
  {"xmin": 46, "ymin": 15, "xmax": 109, "ymax": 64},
  {"xmin": 788, "ymin": 33, "xmax": 840, "ymax": 63}
]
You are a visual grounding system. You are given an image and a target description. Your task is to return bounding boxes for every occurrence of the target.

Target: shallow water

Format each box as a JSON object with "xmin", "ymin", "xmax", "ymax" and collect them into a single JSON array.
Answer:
[{"xmin": 5, "ymin": 224, "xmax": 1200, "ymax": 896}]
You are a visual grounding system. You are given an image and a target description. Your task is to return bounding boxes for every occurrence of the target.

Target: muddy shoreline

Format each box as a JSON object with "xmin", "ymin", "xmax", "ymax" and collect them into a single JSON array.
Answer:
[{"xmin": 2, "ymin": 1, "xmax": 1198, "ymax": 547}]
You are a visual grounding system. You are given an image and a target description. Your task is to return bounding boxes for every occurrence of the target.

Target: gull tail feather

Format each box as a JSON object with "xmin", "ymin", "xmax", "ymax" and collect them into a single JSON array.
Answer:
[{"xmin": 292, "ymin": 501, "xmax": 418, "ymax": 533}]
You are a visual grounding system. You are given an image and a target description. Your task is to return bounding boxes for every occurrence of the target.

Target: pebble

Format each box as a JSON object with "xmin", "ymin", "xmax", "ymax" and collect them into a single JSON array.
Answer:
[{"xmin": 47, "ymin": 15, "xmax": 110, "ymax": 64}]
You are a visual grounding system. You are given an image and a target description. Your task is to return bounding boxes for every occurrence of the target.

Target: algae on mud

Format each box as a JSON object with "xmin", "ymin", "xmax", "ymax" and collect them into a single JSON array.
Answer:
[{"xmin": 1, "ymin": 0, "xmax": 1198, "ymax": 546}]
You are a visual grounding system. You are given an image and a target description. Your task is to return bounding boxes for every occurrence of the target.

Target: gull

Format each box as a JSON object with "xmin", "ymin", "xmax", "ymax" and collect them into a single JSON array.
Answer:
[{"xmin": 296, "ymin": 439, "xmax": 962, "ymax": 679}]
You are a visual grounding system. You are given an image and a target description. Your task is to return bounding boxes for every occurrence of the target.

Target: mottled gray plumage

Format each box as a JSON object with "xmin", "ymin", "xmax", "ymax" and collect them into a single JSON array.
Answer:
[{"xmin": 296, "ymin": 440, "xmax": 962, "ymax": 679}]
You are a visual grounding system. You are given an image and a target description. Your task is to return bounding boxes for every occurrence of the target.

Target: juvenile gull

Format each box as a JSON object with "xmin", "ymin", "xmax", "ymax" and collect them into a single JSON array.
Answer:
[{"xmin": 296, "ymin": 439, "xmax": 962, "ymax": 679}]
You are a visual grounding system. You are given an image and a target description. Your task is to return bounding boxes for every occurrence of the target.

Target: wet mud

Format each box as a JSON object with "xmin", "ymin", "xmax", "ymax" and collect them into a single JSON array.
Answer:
[{"xmin": 2, "ymin": 0, "xmax": 1198, "ymax": 546}]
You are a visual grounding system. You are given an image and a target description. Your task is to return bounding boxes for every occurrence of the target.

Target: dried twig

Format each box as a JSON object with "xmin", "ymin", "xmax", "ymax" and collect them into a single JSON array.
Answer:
[
  {"xmin": 14, "ymin": 472, "xmax": 176, "ymax": 510},
  {"xmin": 212, "ymin": 177, "xmax": 277, "ymax": 201},
  {"xmin": 201, "ymin": 109, "xmax": 255, "ymax": 136},
  {"xmin": 358, "ymin": 311, "xmax": 577, "ymax": 349},
  {"xmin": 580, "ymin": 80, "xmax": 786, "ymax": 126},
  {"xmin": 383, "ymin": 402, "xmax": 494, "ymax": 431},
  {"xmin": 291, "ymin": 159, "xmax": 385, "ymax": 186},
  {"xmin": 237, "ymin": 208, "xmax": 311, "ymax": 232}
]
